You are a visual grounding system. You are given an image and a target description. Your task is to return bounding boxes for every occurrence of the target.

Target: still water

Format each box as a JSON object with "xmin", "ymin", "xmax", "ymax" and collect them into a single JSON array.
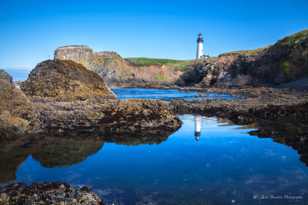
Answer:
[{"xmin": 1, "ymin": 115, "xmax": 305, "ymax": 205}]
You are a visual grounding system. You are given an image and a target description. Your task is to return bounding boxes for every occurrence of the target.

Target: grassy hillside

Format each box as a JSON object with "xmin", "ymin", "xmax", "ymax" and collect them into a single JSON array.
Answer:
[
  {"xmin": 278, "ymin": 29, "xmax": 308, "ymax": 46},
  {"xmin": 219, "ymin": 47, "xmax": 266, "ymax": 57},
  {"xmin": 125, "ymin": 57, "xmax": 192, "ymax": 71}
]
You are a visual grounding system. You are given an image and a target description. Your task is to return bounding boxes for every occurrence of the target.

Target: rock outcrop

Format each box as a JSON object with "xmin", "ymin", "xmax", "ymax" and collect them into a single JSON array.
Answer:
[
  {"xmin": 0, "ymin": 69, "xmax": 37, "ymax": 138},
  {"xmin": 1, "ymin": 60, "xmax": 181, "ymax": 139},
  {"xmin": 21, "ymin": 60, "xmax": 115, "ymax": 100},
  {"xmin": 34, "ymin": 98, "xmax": 181, "ymax": 138},
  {"xmin": 177, "ymin": 30, "xmax": 308, "ymax": 88},
  {"xmin": 169, "ymin": 87, "xmax": 308, "ymax": 125},
  {"xmin": 54, "ymin": 45, "xmax": 185, "ymax": 85},
  {"xmin": 0, "ymin": 61, "xmax": 181, "ymax": 140},
  {"xmin": 0, "ymin": 183, "xmax": 103, "ymax": 205}
]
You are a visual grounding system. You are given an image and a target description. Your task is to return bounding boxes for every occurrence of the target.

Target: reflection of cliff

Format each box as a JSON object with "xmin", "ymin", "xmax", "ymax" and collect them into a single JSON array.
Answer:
[
  {"xmin": 0, "ymin": 136, "xmax": 104, "ymax": 183},
  {"xmin": 249, "ymin": 121, "xmax": 308, "ymax": 166},
  {"xmin": 31, "ymin": 137, "xmax": 104, "ymax": 167},
  {"xmin": 104, "ymin": 132, "xmax": 171, "ymax": 145},
  {"xmin": 0, "ymin": 139, "xmax": 30, "ymax": 182},
  {"xmin": 0, "ymin": 130, "xmax": 176, "ymax": 183}
]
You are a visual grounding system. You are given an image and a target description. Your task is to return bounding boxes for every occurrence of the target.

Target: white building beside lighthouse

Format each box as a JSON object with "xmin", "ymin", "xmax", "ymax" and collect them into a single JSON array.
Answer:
[{"xmin": 196, "ymin": 33, "xmax": 204, "ymax": 59}]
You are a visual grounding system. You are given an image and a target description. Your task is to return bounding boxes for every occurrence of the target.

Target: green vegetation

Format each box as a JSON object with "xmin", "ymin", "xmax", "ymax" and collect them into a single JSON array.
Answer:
[
  {"xmin": 281, "ymin": 60, "xmax": 290, "ymax": 76},
  {"xmin": 279, "ymin": 29, "xmax": 308, "ymax": 46},
  {"xmin": 221, "ymin": 47, "xmax": 266, "ymax": 56},
  {"xmin": 125, "ymin": 57, "xmax": 192, "ymax": 71},
  {"xmin": 154, "ymin": 73, "xmax": 167, "ymax": 81}
]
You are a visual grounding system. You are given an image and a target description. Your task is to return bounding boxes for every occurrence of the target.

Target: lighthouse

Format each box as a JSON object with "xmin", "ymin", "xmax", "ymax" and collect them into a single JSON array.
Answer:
[{"xmin": 196, "ymin": 33, "xmax": 204, "ymax": 59}]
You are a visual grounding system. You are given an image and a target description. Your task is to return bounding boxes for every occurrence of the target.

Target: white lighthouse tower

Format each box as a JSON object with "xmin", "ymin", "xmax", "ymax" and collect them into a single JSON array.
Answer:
[{"xmin": 196, "ymin": 33, "xmax": 204, "ymax": 59}]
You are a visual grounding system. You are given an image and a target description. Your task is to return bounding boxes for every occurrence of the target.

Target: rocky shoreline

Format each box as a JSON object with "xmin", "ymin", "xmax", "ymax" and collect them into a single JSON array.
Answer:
[
  {"xmin": 168, "ymin": 87, "xmax": 308, "ymax": 124},
  {"xmin": 0, "ymin": 60, "xmax": 182, "ymax": 139}
]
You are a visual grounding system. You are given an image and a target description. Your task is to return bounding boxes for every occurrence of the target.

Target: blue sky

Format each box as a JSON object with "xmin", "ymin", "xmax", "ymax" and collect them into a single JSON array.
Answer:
[{"xmin": 1, "ymin": 0, "xmax": 308, "ymax": 69}]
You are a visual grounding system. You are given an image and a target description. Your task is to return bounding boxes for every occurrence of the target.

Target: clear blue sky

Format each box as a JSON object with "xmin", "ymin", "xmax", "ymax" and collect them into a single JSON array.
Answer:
[{"xmin": 1, "ymin": 0, "xmax": 308, "ymax": 69}]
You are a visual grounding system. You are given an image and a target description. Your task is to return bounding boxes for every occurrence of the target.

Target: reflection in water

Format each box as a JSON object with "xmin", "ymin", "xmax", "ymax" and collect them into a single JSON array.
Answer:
[
  {"xmin": 1, "ymin": 115, "xmax": 308, "ymax": 204},
  {"xmin": 249, "ymin": 121, "xmax": 308, "ymax": 166},
  {"xmin": 0, "ymin": 136, "xmax": 104, "ymax": 183},
  {"xmin": 0, "ymin": 128, "xmax": 176, "ymax": 183},
  {"xmin": 194, "ymin": 115, "xmax": 202, "ymax": 141}
]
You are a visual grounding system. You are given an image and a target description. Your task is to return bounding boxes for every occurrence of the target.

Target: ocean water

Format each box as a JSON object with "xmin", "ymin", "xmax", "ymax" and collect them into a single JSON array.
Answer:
[
  {"xmin": 5, "ymin": 67, "xmax": 237, "ymax": 101},
  {"xmin": 112, "ymin": 87, "xmax": 237, "ymax": 101},
  {"xmin": 4, "ymin": 68, "xmax": 30, "ymax": 81}
]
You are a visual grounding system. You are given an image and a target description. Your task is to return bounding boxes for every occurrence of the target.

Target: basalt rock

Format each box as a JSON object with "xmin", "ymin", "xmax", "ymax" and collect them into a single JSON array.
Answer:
[{"xmin": 21, "ymin": 60, "xmax": 115, "ymax": 101}]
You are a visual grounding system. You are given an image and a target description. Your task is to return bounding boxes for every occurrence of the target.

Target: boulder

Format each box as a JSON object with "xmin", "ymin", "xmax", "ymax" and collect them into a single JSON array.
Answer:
[{"xmin": 21, "ymin": 60, "xmax": 115, "ymax": 100}]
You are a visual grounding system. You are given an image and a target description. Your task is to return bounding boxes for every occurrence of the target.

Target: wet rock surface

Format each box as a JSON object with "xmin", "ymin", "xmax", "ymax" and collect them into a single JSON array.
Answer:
[
  {"xmin": 0, "ymin": 183, "xmax": 103, "ymax": 205},
  {"xmin": 34, "ymin": 98, "xmax": 181, "ymax": 138},
  {"xmin": 169, "ymin": 87, "xmax": 308, "ymax": 125}
]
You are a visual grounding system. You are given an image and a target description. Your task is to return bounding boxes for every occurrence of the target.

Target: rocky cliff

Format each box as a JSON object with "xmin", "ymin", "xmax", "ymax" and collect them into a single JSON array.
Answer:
[
  {"xmin": 54, "ymin": 45, "xmax": 187, "ymax": 85},
  {"xmin": 177, "ymin": 30, "xmax": 308, "ymax": 88}
]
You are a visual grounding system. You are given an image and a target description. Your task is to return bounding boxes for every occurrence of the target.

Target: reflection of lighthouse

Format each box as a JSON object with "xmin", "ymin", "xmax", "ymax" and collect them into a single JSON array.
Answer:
[{"xmin": 194, "ymin": 115, "xmax": 202, "ymax": 141}]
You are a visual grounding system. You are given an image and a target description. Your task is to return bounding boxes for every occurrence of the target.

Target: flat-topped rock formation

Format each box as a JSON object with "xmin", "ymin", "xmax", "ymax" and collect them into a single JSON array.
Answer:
[{"xmin": 54, "ymin": 45, "xmax": 186, "ymax": 85}]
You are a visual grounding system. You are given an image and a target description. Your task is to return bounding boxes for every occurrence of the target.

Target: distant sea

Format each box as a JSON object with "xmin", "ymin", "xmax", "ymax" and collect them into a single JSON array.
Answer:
[{"xmin": 4, "ymin": 68, "xmax": 30, "ymax": 81}]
